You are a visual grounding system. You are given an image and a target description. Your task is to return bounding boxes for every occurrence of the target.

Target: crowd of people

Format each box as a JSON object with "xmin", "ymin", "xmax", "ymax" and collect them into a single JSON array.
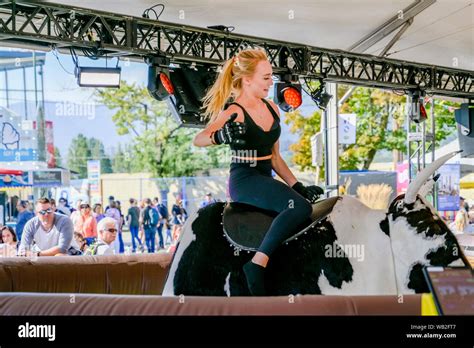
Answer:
[{"xmin": 0, "ymin": 193, "xmax": 193, "ymax": 257}]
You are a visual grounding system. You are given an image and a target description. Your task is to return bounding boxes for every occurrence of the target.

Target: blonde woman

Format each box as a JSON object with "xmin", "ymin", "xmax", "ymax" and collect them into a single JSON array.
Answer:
[{"xmin": 193, "ymin": 48, "xmax": 323, "ymax": 295}]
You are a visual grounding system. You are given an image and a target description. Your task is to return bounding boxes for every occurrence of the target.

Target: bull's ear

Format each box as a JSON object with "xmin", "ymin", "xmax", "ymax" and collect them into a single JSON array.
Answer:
[{"xmin": 419, "ymin": 173, "xmax": 441, "ymax": 198}]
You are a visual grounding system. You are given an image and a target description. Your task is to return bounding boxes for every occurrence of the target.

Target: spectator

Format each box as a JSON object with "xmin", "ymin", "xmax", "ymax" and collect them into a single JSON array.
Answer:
[
  {"xmin": 70, "ymin": 199, "xmax": 83, "ymax": 225},
  {"xmin": 74, "ymin": 202, "xmax": 97, "ymax": 245},
  {"xmin": 171, "ymin": 197, "xmax": 188, "ymax": 242},
  {"xmin": 0, "ymin": 226, "xmax": 18, "ymax": 257},
  {"xmin": 460, "ymin": 196, "xmax": 469, "ymax": 212},
  {"xmin": 15, "ymin": 200, "xmax": 34, "ymax": 242},
  {"xmin": 104, "ymin": 196, "xmax": 115, "ymax": 213},
  {"xmin": 84, "ymin": 217, "xmax": 117, "ymax": 256},
  {"xmin": 50, "ymin": 198, "xmax": 58, "ymax": 213},
  {"xmin": 127, "ymin": 198, "xmax": 143, "ymax": 253},
  {"xmin": 142, "ymin": 198, "xmax": 158, "ymax": 253},
  {"xmin": 199, "ymin": 193, "xmax": 216, "ymax": 208},
  {"xmin": 138, "ymin": 199, "xmax": 146, "ymax": 243},
  {"xmin": 116, "ymin": 200, "xmax": 126, "ymax": 231},
  {"xmin": 74, "ymin": 232, "xmax": 88, "ymax": 254},
  {"xmin": 469, "ymin": 207, "xmax": 474, "ymax": 224},
  {"xmin": 56, "ymin": 197, "xmax": 72, "ymax": 216},
  {"xmin": 93, "ymin": 203, "xmax": 105, "ymax": 223},
  {"xmin": 18, "ymin": 197, "xmax": 77, "ymax": 257},
  {"xmin": 104, "ymin": 200, "xmax": 124, "ymax": 254},
  {"xmin": 152, "ymin": 197, "xmax": 165, "ymax": 249},
  {"xmin": 450, "ymin": 209, "xmax": 470, "ymax": 234},
  {"xmin": 154, "ymin": 197, "xmax": 171, "ymax": 247}
]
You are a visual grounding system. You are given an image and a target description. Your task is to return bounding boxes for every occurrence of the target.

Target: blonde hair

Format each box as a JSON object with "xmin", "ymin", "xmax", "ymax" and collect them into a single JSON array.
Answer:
[{"xmin": 202, "ymin": 48, "xmax": 269, "ymax": 123}]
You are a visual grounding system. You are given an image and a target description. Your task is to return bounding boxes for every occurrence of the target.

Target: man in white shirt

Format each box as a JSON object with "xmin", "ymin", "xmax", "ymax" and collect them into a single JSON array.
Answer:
[
  {"xmin": 85, "ymin": 217, "xmax": 117, "ymax": 256},
  {"xmin": 18, "ymin": 197, "xmax": 75, "ymax": 257}
]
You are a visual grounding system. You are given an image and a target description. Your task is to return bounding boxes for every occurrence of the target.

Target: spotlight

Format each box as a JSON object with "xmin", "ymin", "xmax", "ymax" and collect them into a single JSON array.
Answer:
[
  {"xmin": 76, "ymin": 67, "xmax": 121, "ymax": 88},
  {"xmin": 310, "ymin": 80, "xmax": 332, "ymax": 111},
  {"xmin": 407, "ymin": 89, "xmax": 427, "ymax": 123},
  {"xmin": 148, "ymin": 67, "xmax": 174, "ymax": 101},
  {"xmin": 147, "ymin": 56, "xmax": 218, "ymax": 128},
  {"xmin": 147, "ymin": 56, "xmax": 174, "ymax": 101},
  {"xmin": 274, "ymin": 76, "xmax": 302, "ymax": 112}
]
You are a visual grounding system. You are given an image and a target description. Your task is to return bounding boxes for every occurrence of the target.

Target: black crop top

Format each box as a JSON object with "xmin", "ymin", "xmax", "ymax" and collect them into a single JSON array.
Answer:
[{"xmin": 227, "ymin": 99, "xmax": 281, "ymax": 157}]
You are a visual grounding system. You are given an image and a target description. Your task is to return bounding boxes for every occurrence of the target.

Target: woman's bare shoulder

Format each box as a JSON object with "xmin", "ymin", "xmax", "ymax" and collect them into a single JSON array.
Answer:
[{"xmin": 220, "ymin": 104, "xmax": 245, "ymax": 123}]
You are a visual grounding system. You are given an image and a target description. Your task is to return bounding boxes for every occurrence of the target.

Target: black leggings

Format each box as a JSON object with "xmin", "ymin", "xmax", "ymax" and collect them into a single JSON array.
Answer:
[{"xmin": 228, "ymin": 159, "xmax": 313, "ymax": 256}]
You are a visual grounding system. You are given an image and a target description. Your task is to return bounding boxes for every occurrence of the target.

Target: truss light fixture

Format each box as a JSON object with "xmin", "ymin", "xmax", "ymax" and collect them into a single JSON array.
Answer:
[
  {"xmin": 311, "ymin": 80, "xmax": 333, "ymax": 111},
  {"xmin": 147, "ymin": 56, "xmax": 174, "ymax": 101},
  {"xmin": 148, "ymin": 67, "xmax": 174, "ymax": 101},
  {"xmin": 407, "ymin": 89, "xmax": 427, "ymax": 123},
  {"xmin": 274, "ymin": 75, "xmax": 302, "ymax": 112},
  {"xmin": 76, "ymin": 67, "xmax": 121, "ymax": 88}
]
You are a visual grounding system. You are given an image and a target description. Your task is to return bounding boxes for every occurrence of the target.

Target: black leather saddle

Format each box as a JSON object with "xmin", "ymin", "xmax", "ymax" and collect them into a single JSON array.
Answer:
[{"xmin": 222, "ymin": 196, "xmax": 340, "ymax": 251}]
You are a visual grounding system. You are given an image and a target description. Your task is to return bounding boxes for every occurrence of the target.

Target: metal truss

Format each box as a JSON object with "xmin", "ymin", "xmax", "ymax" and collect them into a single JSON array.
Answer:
[{"xmin": 0, "ymin": 1, "xmax": 473, "ymax": 98}]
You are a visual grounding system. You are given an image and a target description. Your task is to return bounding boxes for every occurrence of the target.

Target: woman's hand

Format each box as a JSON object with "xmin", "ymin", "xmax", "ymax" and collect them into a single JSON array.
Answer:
[
  {"xmin": 292, "ymin": 182, "xmax": 324, "ymax": 203},
  {"xmin": 211, "ymin": 113, "xmax": 246, "ymax": 145}
]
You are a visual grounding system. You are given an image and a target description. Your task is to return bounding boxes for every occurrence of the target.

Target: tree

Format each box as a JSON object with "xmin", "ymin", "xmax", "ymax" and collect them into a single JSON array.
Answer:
[
  {"xmin": 285, "ymin": 85, "xmax": 459, "ymax": 172},
  {"xmin": 284, "ymin": 108, "xmax": 322, "ymax": 172},
  {"xmin": 54, "ymin": 146, "xmax": 62, "ymax": 167},
  {"xmin": 88, "ymin": 137, "xmax": 112, "ymax": 174},
  {"xmin": 338, "ymin": 88, "xmax": 406, "ymax": 170},
  {"xmin": 112, "ymin": 143, "xmax": 141, "ymax": 173},
  {"xmin": 96, "ymin": 82, "xmax": 228, "ymax": 177},
  {"xmin": 67, "ymin": 135, "xmax": 112, "ymax": 178},
  {"xmin": 67, "ymin": 134, "xmax": 91, "ymax": 178}
]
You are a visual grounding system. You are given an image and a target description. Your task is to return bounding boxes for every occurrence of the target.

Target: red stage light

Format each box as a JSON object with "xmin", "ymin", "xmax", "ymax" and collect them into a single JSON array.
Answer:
[
  {"xmin": 282, "ymin": 86, "xmax": 302, "ymax": 110},
  {"xmin": 160, "ymin": 72, "xmax": 174, "ymax": 95},
  {"xmin": 274, "ymin": 81, "xmax": 303, "ymax": 112}
]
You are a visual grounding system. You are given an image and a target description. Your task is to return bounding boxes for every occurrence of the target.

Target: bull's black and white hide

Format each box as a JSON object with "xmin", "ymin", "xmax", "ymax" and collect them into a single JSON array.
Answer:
[{"xmin": 163, "ymin": 151, "xmax": 467, "ymax": 296}]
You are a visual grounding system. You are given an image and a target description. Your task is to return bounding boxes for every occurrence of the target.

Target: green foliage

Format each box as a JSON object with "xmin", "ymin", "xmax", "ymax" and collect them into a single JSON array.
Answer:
[
  {"xmin": 67, "ymin": 134, "xmax": 112, "ymax": 178},
  {"xmin": 67, "ymin": 134, "xmax": 91, "ymax": 178},
  {"xmin": 285, "ymin": 85, "xmax": 458, "ymax": 172},
  {"xmin": 339, "ymin": 88, "xmax": 406, "ymax": 169},
  {"xmin": 54, "ymin": 146, "xmax": 62, "ymax": 167},
  {"xmin": 88, "ymin": 137, "xmax": 112, "ymax": 174},
  {"xmin": 284, "ymin": 108, "xmax": 322, "ymax": 171}
]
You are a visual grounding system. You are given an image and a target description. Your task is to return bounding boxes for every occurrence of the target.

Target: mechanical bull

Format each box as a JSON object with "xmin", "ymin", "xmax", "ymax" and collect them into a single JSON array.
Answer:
[{"xmin": 163, "ymin": 151, "xmax": 468, "ymax": 296}]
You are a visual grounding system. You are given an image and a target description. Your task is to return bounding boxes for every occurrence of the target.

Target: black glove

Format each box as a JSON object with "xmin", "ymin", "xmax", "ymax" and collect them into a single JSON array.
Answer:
[
  {"xmin": 212, "ymin": 113, "xmax": 246, "ymax": 145},
  {"xmin": 292, "ymin": 182, "xmax": 324, "ymax": 203}
]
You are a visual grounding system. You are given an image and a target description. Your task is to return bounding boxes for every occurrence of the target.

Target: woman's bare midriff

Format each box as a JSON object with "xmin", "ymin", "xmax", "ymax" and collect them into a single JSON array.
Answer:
[{"xmin": 232, "ymin": 154, "xmax": 272, "ymax": 161}]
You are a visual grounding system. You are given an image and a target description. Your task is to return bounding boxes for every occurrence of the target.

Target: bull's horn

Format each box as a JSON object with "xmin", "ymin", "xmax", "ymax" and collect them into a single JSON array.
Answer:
[
  {"xmin": 418, "ymin": 173, "xmax": 441, "ymax": 198},
  {"xmin": 404, "ymin": 151, "xmax": 462, "ymax": 204}
]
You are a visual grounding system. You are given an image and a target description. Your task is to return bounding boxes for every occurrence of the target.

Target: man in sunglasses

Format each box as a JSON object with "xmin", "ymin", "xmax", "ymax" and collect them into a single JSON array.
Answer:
[
  {"xmin": 18, "ymin": 197, "xmax": 76, "ymax": 257},
  {"xmin": 84, "ymin": 217, "xmax": 118, "ymax": 256}
]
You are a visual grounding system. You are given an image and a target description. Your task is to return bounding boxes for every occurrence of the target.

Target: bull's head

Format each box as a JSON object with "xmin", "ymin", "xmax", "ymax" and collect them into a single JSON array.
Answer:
[{"xmin": 383, "ymin": 151, "xmax": 467, "ymax": 293}]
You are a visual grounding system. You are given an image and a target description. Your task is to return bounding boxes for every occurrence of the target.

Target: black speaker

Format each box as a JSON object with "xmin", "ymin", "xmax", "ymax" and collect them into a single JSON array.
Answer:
[{"xmin": 455, "ymin": 103, "xmax": 474, "ymax": 157}]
